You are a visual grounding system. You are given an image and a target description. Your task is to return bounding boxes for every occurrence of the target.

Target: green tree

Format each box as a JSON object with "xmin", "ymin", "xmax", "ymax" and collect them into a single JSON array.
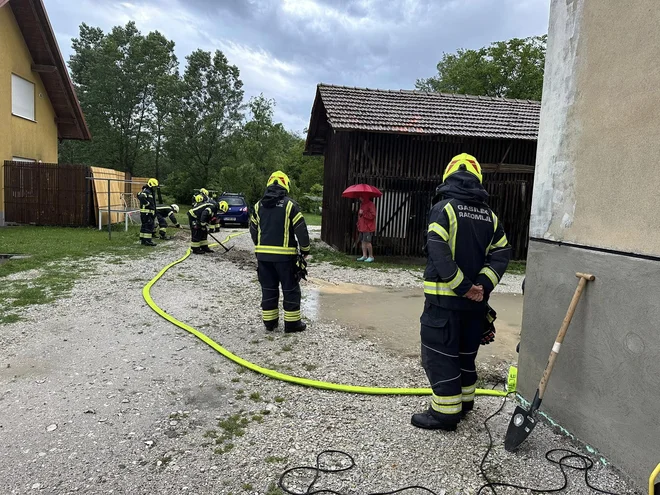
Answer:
[
  {"xmin": 62, "ymin": 22, "xmax": 178, "ymax": 173},
  {"xmin": 168, "ymin": 49, "xmax": 244, "ymax": 191},
  {"xmin": 416, "ymin": 35, "xmax": 546, "ymax": 100}
]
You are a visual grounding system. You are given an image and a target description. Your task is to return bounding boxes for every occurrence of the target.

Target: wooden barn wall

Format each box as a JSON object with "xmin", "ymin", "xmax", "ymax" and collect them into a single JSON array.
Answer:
[{"xmin": 321, "ymin": 131, "xmax": 537, "ymax": 259}]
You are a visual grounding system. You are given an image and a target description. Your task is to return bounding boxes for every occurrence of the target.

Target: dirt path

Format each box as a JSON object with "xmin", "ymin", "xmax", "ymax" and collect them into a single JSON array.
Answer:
[{"xmin": 0, "ymin": 234, "xmax": 642, "ymax": 494}]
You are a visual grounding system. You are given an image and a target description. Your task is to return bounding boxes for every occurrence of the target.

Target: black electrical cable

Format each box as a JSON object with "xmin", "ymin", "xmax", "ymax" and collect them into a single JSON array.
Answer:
[{"xmin": 278, "ymin": 392, "xmax": 623, "ymax": 495}]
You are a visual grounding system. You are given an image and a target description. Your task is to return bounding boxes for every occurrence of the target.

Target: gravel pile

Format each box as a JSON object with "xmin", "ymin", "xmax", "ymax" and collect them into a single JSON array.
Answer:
[{"xmin": 0, "ymin": 231, "xmax": 641, "ymax": 494}]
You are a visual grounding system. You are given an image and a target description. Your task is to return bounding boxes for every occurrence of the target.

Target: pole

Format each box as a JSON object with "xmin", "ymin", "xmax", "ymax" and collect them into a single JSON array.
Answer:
[{"xmin": 107, "ymin": 178, "xmax": 111, "ymax": 240}]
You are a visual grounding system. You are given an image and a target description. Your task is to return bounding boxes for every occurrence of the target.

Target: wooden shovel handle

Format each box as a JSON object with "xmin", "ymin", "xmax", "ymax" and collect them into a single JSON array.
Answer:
[{"xmin": 538, "ymin": 272, "xmax": 595, "ymax": 399}]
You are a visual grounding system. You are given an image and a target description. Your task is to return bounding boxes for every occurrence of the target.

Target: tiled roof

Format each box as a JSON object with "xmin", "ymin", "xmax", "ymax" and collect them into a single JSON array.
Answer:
[{"xmin": 315, "ymin": 84, "xmax": 540, "ymax": 140}]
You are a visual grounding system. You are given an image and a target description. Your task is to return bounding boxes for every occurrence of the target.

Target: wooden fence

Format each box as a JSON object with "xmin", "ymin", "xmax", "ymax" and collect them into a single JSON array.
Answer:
[{"xmin": 3, "ymin": 160, "xmax": 91, "ymax": 226}]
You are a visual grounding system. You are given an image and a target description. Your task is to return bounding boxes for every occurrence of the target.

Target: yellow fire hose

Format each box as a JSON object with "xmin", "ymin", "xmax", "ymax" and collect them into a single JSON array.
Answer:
[
  {"xmin": 650, "ymin": 463, "xmax": 660, "ymax": 495},
  {"xmin": 142, "ymin": 232, "xmax": 510, "ymax": 397}
]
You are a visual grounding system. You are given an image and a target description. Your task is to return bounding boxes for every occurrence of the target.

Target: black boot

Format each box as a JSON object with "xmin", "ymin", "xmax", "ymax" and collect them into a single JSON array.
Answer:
[
  {"xmin": 202, "ymin": 246, "xmax": 214, "ymax": 253},
  {"xmin": 264, "ymin": 321, "xmax": 278, "ymax": 332},
  {"xmin": 191, "ymin": 247, "xmax": 205, "ymax": 254},
  {"xmin": 411, "ymin": 409, "xmax": 458, "ymax": 431},
  {"xmin": 460, "ymin": 401, "xmax": 473, "ymax": 419},
  {"xmin": 142, "ymin": 239, "xmax": 156, "ymax": 246},
  {"xmin": 284, "ymin": 321, "xmax": 307, "ymax": 334}
]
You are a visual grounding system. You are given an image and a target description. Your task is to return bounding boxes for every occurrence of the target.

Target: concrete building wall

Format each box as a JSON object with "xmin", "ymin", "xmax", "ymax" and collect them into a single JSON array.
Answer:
[
  {"xmin": 521, "ymin": 0, "xmax": 660, "ymax": 487},
  {"xmin": 0, "ymin": 4, "xmax": 59, "ymax": 225}
]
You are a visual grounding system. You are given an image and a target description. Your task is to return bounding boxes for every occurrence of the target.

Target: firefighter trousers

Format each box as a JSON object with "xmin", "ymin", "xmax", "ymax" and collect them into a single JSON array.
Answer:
[
  {"xmin": 188, "ymin": 218, "xmax": 208, "ymax": 250},
  {"xmin": 140, "ymin": 213, "xmax": 155, "ymax": 239},
  {"xmin": 420, "ymin": 300, "xmax": 484, "ymax": 424},
  {"xmin": 257, "ymin": 260, "xmax": 302, "ymax": 330},
  {"xmin": 156, "ymin": 213, "xmax": 168, "ymax": 238}
]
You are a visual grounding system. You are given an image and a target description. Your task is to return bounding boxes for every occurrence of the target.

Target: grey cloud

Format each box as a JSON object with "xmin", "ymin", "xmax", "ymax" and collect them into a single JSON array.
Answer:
[{"xmin": 48, "ymin": 0, "xmax": 549, "ymax": 131}]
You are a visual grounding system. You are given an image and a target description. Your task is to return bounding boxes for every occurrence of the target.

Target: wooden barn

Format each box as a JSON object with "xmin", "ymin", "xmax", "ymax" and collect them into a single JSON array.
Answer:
[{"xmin": 304, "ymin": 84, "xmax": 541, "ymax": 260}]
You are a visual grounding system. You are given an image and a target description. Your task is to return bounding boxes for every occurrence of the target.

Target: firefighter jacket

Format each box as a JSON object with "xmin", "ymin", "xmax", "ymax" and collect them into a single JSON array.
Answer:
[
  {"xmin": 138, "ymin": 186, "xmax": 156, "ymax": 214},
  {"xmin": 424, "ymin": 173, "xmax": 511, "ymax": 310},
  {"xmin": 249, "ymin": 185, "xmax": 310, "ymax": 261},
  {"xmin": 156, "ymin": 205, "xmax": 179, "ymax": 226},
  {"xmin": 187, "ymin": 201, "xmax": 213, "ymax": 228}
]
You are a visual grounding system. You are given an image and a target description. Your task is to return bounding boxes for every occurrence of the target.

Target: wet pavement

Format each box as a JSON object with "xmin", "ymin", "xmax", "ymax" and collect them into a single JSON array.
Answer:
[{"xmin": 303, "ymin": 278, "xmax": 523, "ymax": 367}]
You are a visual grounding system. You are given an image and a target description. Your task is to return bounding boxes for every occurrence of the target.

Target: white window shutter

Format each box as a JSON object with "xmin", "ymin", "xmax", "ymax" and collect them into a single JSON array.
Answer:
[{"xmin": 11, "ymin": 74, "xmax": 35, "ymax": 120}]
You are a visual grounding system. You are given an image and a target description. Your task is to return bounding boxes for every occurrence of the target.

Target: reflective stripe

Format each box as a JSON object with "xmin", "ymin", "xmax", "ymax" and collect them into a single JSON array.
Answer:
[
  {"xmin": 284, "ymin": 310, "xmax": 301, "ymax": 322},
  {"xmin": 462, "ymin": 384, "xmax": 476, "ymax": 402},
  {"xmin": 283, "ymin": 201, "xmax": 293, "ymax": 247},
  {"xmin": 428, "ymin": 222, "xmax": 449, "ymax": 241},
  {"xmin": 444, "ymin": 203, "xmax": 458, "ymax": 258},
  {"xmin": 262, "ymin": 309, "xmax": 279, "ymax": 321},
  {"xmin": 140, "ymin": 208, "xmax": 154, "ymax": 213},
  {"xmin": 448, "ymin": 269, "xmax": 464, "ymax": 290},
  {"xmin": 300, "ymin": 244, "xmax": 310, "ymax": 253},
  {"xmin": 430, "ymin": 396, "xmax": 462, "ymax": 415},
  {"xmin": 292, "ymin": 212, "xmax": 304, "ymax": 225},
  {"xmin": 479, "ymin": 266, "xmax": 499, "ymax": 286},
  {"xmin": 255, "ymin": 202, "xmax": 261, "ymax": 246},
  {"xmin": 139, "ymin": 232, "xmax": 152, "ymax": 238},
  {"xmin": 492, "ymin": 212, "xmax": 499, "ymax": 233},
  {"xmin": 423, "ymin": 281, "xmax": 457, "ymax": 297},
  {"xmin": 491, "ymin": 235, "xmax": 508, "ymax": 249},
  {"xmin": 432, "ymin": 393, "xmax": 462, "ymax": 405},
  {"xmin": 255, "ymin": 246, "xmax": 297, "ymax": 255},
  {"xmin": 199, "ymin": 240, "xmax": 209, "ymax": 246},
  {"xmin": 190, "ymin": 241, "xmax": 201, "ymax": 247}
]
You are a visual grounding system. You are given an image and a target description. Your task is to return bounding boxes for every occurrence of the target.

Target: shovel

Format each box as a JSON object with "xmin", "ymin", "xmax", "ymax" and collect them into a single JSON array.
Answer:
[
  {"xmin": 504, "ymin": 272, "xmax": 595, "ymax": 452},
  {"xmin": 208, "ymin": 232, "xmax": 234, "ymax": 253}
]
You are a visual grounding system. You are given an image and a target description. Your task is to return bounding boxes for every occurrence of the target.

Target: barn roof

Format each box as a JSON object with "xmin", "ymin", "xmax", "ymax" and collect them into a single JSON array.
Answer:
[
  {"xmin": 304, "ymin": 84, "xmax": 540, "ymax": 155},
  {"xmin": 5, "ymin": 0, "xmax": 91, "ymax": 140}
]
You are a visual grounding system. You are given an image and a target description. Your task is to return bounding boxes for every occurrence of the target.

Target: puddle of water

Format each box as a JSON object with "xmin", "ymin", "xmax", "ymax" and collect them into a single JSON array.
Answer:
[{"xmin": 302, "ymin": 280, "xmax": 522, "ymax": 366}]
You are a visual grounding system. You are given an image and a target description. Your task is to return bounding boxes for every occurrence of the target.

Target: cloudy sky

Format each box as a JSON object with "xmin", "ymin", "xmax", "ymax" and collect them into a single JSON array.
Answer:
[{"xmin": 45, "ymin": 0, "xmax": 550, "ymax": 134}]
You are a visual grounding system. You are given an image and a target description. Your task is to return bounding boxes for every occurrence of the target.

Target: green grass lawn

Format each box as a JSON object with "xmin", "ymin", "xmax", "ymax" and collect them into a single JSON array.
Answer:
[
  {"xmin": 304, "ymin": 213, "xmax": 322, "ymax": 226},
  {"xmin": 0, "ymin": 218, "xmax": 179, "ymax": 323}
]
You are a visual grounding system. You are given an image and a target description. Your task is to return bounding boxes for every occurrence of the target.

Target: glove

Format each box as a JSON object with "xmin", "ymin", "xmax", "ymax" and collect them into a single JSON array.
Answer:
[
  {"xmin": 481, "ymin": 305, "xmax": 497, "ymax": 346},
  {"xmin": 294, "ymin": 254, "xmax": 308, "ymax": 283}
]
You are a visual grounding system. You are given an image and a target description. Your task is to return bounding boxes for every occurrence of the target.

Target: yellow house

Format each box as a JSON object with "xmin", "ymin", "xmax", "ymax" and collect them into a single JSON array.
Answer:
[{"xmin": 0, "ymin": 0, "xmax": 90, "ymax": 225}]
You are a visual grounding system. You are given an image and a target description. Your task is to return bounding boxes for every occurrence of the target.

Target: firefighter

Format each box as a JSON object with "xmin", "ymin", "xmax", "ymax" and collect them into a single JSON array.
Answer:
[
  {"xmin": 137, "ymin": 178, "xmax": 158, "ymax": 246},
  {"xmin": 208, "ymin": 195, "xmax": 221, "ymax": 234},
  {"xmin": 155, "ymin": 204, "xmax": 181, "ymax": 239},
  {"xmin": 412, "ymin": 153, "xmax": 511, "ymax": 431},
  {"xmin": 249, "ymin": 171, "xmax": 310, "ymax": 333},
  {"xmin": 187, "ymin": 194, "xmax": 214, "ymax": 254}
]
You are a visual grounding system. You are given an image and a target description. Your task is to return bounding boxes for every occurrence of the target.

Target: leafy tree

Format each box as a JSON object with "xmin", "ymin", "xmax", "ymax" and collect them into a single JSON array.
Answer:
[
  {"xmin": 416, "ymin": 35, "xmax": 546, "ymax": 100},
  {"xmin": 168, "ymin": 49, "xmax": 244, "ymax": 190},
  {"xmin": 62, "ymin": 23, "xmax": 177, "ymax": 173}
]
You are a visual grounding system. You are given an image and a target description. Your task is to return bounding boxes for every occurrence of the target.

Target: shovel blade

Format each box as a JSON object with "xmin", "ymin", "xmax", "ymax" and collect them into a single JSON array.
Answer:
[{"xmin": 504, "ymin": 405, "xmax": 538, "ymax": 452}]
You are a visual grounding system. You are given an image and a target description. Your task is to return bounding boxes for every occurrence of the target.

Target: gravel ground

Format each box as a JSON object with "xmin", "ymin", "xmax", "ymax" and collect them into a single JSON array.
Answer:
[{"xmin": 0, "ymin": 230, "xmax": 641, "ymax": 494}]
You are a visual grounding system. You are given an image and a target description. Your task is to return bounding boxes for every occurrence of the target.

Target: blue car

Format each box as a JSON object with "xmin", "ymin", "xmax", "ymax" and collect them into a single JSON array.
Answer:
[{"xmin": 217, "ymin": 193, "xmax": 249, "ymax": 227}]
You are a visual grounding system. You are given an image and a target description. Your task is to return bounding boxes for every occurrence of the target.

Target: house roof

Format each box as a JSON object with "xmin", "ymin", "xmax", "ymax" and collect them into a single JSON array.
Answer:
[
  {"xmin": 304, "ymin": 84, "xmax": 540, "ymax": 155},
  {"xmin": 7, "ymin": 0, "xmax": 91, "ymax": 140}
]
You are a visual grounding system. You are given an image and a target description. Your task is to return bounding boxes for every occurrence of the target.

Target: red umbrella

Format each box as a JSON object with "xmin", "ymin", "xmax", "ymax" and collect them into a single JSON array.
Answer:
[{"xmin": 342, "ymin": 183, "xmax": 382, "ymax": 199}]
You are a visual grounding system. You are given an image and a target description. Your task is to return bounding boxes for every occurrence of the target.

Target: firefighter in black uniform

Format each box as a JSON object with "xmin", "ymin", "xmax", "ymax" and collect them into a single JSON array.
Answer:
[
  {"xmin": 412, "ymin": 153, "xmax": 511, "ymax": 431},
  {"xmin": 155, "ymin": 204, "xmax": 181, "ymax": 239},
  {"xmin": 138, "ymin": 178, "xmax": 159, "ymax": 246},
  {"xmin": 187, "ymin": 194, "xmax": 214, "ymax": 254},
  {"xmin": 249, "ymin": 171, "xmax": 310, "ymax": 333}
]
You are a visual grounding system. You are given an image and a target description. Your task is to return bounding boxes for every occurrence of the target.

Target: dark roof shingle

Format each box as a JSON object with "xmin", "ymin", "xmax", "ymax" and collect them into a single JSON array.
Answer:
[{"xmin": 312, "ymin": 84, "xmax": 540, "ymax": 141}]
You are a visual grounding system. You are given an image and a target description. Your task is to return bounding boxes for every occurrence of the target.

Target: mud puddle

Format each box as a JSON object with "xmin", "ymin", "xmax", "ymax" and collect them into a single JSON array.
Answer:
[{"xmin": 302, "ymin": 278, "xmax": 522, "ymax": 367}]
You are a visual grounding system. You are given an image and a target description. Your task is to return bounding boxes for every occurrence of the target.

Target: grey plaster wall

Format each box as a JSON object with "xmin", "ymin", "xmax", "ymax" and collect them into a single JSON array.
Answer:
[
  {"xmin": 519, "ymin": 240, "xmax": 660, "ymax": 487},
  {"xmin": 530, "ymin": 0, "xmax": 660, "ymax": 256}
]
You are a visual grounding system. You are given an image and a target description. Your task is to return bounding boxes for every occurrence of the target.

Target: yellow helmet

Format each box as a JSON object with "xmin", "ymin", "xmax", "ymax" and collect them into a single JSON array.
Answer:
[
  {"xmin": 147, "ymin": 178, "xmax": 159, "ymax": 188},
  {"xmin": 443, "ymin": 153, "xmax": 482, "ymax": 184},
  {"xmin": 267, "ymin": 171, "xmax": 290, "ymax": 192},
  {"xmin": 200, "ymin": 188, "xmax": 209, "ymax": 196},
  {"xmin": 193, "ymin": 194, "xmax": 204, "ymax": 204},
  {"xmin": 218, "ymin": 200, "xmax": 229, "ymax": 214}
]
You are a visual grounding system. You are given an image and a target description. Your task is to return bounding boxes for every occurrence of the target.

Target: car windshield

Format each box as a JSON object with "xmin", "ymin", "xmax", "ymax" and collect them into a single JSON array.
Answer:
[{"xmin": 220, "ymin": 197, "xmax": 245, "ymax": 206}]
